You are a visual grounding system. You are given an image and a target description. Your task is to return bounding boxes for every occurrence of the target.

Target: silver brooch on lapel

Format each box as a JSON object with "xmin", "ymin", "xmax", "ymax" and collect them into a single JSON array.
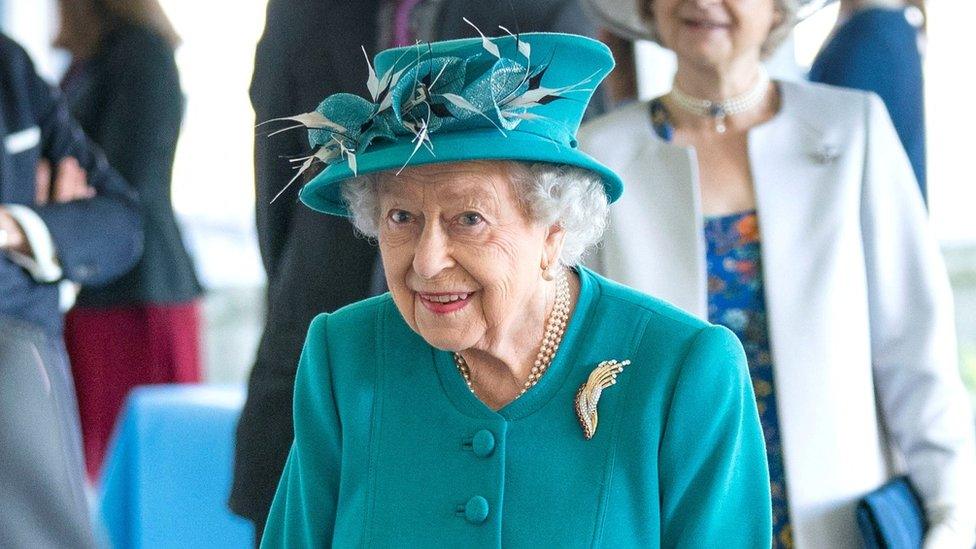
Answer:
[
  {"xmin": 811, "ymin": 143, "xmax": 839, "ymax": 164},
  {"xmin": 575, "ymin": 359, "xmax": 631, "ymax": 440}
]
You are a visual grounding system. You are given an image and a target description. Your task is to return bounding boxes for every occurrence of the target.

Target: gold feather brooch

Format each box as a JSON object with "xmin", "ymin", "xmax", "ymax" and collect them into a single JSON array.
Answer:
[{"xmin": 574, "ymin": 359, "xmax": 631, "ymax": 440}]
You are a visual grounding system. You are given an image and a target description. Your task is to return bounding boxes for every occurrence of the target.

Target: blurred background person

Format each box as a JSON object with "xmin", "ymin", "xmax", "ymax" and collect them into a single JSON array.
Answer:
[
  {"xmin": 231, "ymin": 0, "xmax": 606, "ymax": 541},
  {"xmin": 231, "ymin": 3, "xmax": 385, "ymax": 539},
  {"xmin": 0, "ymin": 30, "xmax": 142, "ymax": 547},
  {"xmin": 581, "ymin": 0, "xmax": 976, "ymax": 546},
  {"xmin": 54, "ymin": 0, "xmax": 202, "ymax": 481},
  {"xmin": 810, "ymin": 0, "xmax": 928, "ymax": 200}
]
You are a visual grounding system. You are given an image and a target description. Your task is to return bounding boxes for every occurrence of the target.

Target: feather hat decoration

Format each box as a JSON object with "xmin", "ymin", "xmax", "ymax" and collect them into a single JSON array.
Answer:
[{"xmin": 259, "ymin": 25, "xmax": 623, "ymax": 217}]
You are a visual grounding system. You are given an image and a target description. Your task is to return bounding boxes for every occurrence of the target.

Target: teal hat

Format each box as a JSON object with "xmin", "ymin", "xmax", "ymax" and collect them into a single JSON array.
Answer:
[{"xmin": 267, "ymin": 29, "xmax": 622, "ymax": 216}]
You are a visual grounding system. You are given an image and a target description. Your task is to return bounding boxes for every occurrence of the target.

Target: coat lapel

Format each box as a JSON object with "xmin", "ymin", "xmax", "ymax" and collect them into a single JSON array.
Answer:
[
  {"xmin": 749, "ymin": 81, "xmax": 888, "ymax": 547},
  {"xmin": 595, "ymin": 102, "xmax": 706, "ymax": 316}
]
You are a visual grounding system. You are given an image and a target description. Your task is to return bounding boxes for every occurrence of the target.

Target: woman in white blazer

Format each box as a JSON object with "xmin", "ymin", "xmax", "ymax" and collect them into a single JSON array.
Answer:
[{"xmin": 581, "ymin": 0, "xmax": 976, "ymax": 547}]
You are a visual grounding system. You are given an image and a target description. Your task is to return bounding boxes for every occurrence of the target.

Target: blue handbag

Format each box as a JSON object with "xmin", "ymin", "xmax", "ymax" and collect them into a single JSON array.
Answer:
[{"xmin": 857, "ymin": 476, "xmax": 927, "ymax": 549}]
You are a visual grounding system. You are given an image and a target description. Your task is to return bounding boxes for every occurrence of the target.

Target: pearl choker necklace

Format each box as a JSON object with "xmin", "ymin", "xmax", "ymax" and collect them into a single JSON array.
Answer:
[
  {"xmin": 454, "ymin": 270, "xmax": 571, "ymax": 400},
  {"xmin": 668, "ymin": 68, "xmax": 771, "ymax": 133}
]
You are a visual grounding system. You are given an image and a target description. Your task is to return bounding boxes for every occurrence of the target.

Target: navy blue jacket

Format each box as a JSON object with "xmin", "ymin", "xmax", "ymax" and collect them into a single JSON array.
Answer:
[
  {"xmin": 810, "ymin": 8, "xmax": 926, "ymax": 200},
  {"xmin": 0, "ymin": 33, "xmax": 142, "ymax": 335}
]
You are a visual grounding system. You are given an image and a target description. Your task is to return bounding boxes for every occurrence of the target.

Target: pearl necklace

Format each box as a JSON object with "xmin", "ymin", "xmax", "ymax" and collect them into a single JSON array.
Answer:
[
  {"xmin": 454, "ymin": 270, "xmax": 571, "ymax": 399},
  {"xmin": 668, "ymin": 68, "xmax": 770, "ymax": 133}
]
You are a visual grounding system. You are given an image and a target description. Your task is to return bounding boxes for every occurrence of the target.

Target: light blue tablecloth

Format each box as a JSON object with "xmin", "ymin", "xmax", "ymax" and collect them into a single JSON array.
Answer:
[{"xmin": 99, "ymin": 385, "xmax": 253, "ymax": 548}]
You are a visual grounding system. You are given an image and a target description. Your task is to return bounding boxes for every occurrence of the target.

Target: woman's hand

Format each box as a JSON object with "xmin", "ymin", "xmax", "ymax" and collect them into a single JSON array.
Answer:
[
  {"xmin": 35, "ymin": 157, "xmax": 95, "ymax": 205},
  {"xmin": 2, "ymin": 157, "xmax": 95, "ymax": 256},
  {"xmin": 0, "ymin": 207, "xmax": 30, "ymax": 255}
]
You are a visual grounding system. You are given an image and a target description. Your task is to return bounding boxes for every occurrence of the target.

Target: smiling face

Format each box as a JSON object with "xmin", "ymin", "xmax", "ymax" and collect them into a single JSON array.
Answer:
[
  {"xmin": 648, "ymin": 0, "xmax": 779, "ymax": 69},
  {"xmin": 377, "ymin": 161, "xmax": 563, "ymax": 354}
]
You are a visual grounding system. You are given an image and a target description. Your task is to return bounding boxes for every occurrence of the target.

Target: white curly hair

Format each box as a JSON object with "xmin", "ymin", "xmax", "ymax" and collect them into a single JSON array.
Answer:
[{"xmin": 341, "ymin": 161, "xmax": 610, "ymax": 266}]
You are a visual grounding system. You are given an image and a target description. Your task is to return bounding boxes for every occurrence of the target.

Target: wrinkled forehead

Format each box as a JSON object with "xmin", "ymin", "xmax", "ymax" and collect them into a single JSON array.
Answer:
[{"xmin": 377, "ymin": 161, "xmax": 517, "ymax": 209}]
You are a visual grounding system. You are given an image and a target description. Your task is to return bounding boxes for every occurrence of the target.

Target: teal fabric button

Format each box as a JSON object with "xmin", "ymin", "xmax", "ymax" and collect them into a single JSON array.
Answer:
[
  {"xmin": 464, "ymin": 496, "xmax": 489, "ymax": 524},
  {"xmin": 471, "ymin": 430, "xmax": 495, "ymax": 458}
]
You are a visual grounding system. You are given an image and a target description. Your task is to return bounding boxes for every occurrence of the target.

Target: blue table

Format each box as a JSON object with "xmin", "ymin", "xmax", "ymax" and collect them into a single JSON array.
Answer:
[{"xmin": 99, "ymin": 385, "xmax": 254, "ymax": 548}]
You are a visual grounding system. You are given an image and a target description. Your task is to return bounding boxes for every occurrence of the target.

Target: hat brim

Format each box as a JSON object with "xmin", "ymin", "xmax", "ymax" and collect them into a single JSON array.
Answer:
[
  {"xmin": 582, "ymin": 0, "xmax": 655, "ymax": 42},
  {"xmin": 299, "ymin": 129, "xmax": 625, "ymax": 217},
  {"xmin": 581, "ymin": 0, "xmax": 837, "ymax": 42}
]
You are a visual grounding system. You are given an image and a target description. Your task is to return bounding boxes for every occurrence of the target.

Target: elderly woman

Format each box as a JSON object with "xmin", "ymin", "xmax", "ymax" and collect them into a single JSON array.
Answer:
[
  {"xmin": 259, "ymin": 32, "xmax": 771, "ymax": 547},
  {"xmin": 581, "ymin": 0, "xmax": 976, "ymax": 547}
]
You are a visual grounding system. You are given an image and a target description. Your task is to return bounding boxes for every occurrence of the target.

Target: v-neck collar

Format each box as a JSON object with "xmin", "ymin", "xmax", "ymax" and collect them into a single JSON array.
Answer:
[{"xmin": 429, "ymin": 266, "xmax": 598, "ymax": 421}]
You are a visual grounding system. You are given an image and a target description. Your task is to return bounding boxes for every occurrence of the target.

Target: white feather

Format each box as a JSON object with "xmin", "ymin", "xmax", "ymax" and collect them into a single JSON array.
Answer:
[
  {"xmin": 463, "ymin": 17, "xmax": 500, "ymax": 58},
  {"xmin": 502, "ymin": 111, "xmax": 544, "ymax": 121},
  {"xmin": 271, "ymin": 145, "xmax": 340, "ymax": 203},
  {"xmin": 258, "ymin": 112, "xmax": 347, "ymax": 134},
  {"xmin": 441, "ymin": 93, "xmax": 507, "ymax": 135},
  {"xmin": 378, "ymin": 49, "xmax": 412, "ymax": 92},
  {"xmin": 498, "ymin": 25, "xmax": 531, "ymax": 60},
  {"xmin": 440, "ymin": 92, "xmax": 481, "ymax": 114},
  {"xmin": 363, "ymin": 45, "xmax": 380, "ymax": 101},
  {"xmin": 397, "ymin": 118, "xmax": 433, "ymax": 175},
  {"xmin": 504, "ymin": 69, "xmax": 600, "ymax": 108}
]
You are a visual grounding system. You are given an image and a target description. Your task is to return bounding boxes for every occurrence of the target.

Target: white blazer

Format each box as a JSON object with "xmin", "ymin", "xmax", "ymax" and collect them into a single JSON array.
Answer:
[{"xmin": 579, "ymin": 80, "xmax": 976, "ymax": 548}]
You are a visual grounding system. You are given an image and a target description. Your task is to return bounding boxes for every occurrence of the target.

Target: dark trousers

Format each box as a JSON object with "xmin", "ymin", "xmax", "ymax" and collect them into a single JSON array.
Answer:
[{"xmin": 0, "ymin": 316, "xmax": 95, "ymax": 549}]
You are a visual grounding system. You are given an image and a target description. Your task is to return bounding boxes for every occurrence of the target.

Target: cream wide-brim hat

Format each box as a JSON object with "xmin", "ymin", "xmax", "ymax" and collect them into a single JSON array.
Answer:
[{"xmin": 581, "ymin": 0, "xmax": 838, "ymax": 42}]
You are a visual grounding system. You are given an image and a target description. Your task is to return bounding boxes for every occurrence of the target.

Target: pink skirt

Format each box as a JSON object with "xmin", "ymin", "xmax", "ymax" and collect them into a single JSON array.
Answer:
[{"xmin": 64, "ymin": 302, "xmax": 202, "ymax": 480}]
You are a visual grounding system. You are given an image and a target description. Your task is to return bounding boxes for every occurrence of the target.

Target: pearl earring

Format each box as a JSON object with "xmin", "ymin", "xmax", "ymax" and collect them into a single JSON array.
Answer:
[{"xmin": 541, "ymin": 258, "xmax": 556, "ymax": 281}]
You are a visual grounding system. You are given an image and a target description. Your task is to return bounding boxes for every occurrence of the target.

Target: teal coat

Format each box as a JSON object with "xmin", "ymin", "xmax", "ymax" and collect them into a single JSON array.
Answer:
[{"xmin": 262, "ymin": 267, "xmax": 771, "ymax": 547}]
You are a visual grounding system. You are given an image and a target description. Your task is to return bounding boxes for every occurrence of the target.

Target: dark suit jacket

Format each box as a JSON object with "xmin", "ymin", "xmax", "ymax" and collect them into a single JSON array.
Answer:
[
  {"xmin": 230, "ymin": 0, "xmax": 605, "ymax": 528},
  {"xmin": 809, "ymin": 7, "xmax": 926, "ymax": 200},
  {"xmin": 63, "ymin": 23, "xmax": 202, "ymax": 306},
  {"xmin": 0, "ymin": 33, "xmax": 142, "ymax": 336}
]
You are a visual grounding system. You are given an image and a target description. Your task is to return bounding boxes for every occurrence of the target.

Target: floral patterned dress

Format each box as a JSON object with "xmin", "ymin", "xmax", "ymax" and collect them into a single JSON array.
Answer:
[
  {"xmin": 650, "ymin": 97, "xmax": 794, "ymax": 547},
  {"xmin": 705, "ymin": 210, "xmax": 793, "ymax": 548}
]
